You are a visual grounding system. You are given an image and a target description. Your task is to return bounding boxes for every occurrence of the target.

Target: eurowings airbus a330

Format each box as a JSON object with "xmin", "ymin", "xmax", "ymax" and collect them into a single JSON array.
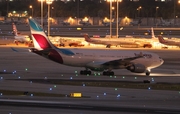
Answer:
[{"xmin": 28, "ymin": 18, "xmax": 164, "ymax": 76}]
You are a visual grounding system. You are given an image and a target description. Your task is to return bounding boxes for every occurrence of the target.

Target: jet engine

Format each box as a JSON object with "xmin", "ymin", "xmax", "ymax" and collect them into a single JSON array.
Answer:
[{"xmin": 127, "ymin": 64, "xmax": 146, "ymax": 73}]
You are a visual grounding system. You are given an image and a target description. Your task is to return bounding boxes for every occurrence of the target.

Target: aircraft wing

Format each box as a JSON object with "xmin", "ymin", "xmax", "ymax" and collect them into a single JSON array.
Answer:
[
  {"xmin": 86, "ymin": 54, "xmax": 143, "ymax": 70},
  {"xmin": 102, "ymin": 55, "xmax": 143, "ymax": 67},
  {"xmin": 10, "ymin": 47, "xmax": 36, "ymax": 55}
]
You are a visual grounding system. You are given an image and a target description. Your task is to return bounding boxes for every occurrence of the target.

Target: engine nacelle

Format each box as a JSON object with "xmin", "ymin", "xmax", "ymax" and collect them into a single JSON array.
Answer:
[{"xmin": 127, "ymin": 64, "xmax": 146, "ymax": 73}]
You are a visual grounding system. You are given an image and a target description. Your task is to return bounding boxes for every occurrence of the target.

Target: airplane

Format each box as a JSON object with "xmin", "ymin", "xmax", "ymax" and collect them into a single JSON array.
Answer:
[
  {"xmin": 59, "ymin": 38, "xmax": 84, "ymax": 47},
  {"xmin": 12, "ymin": 23, "xmax": 31, "ymax": 45},
  {"xmin": 156, "ymin": 18, "xmax": 172, "ymax": 26},
  {"xmin": 157, "ymin": 35, "xmax": 180, "ymax": 47},
  {"xmin": 79, "ymin": 19, "xmax": 91, "ymax": 26},
  {"xmin": 61, "ymin": 21, "xmax": 70, "ymax": 26},
  {"xmin": 129, "ymin": 18, "xmax": 142, "ymax": 26},
  {"xmin": 84, "ymin": 34, "xmax": 152, "ymax": 48},
  {"xmin": 27, "ymin": 18, "xmax": 163, "ymax": 76},
  {"xmin": 84, "ymin": 27, "xmax": 159, "ymax": 48},
  {"xmin": 102, "ymin": 21, "xmax": 111, "ymax": 26},
  {"xmin": 102, "ymin": 19, "xmax": 119, "ymax": 27}
]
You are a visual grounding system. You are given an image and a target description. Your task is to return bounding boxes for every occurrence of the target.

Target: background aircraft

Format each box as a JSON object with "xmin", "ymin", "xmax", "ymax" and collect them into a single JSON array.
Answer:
[
  {"xmin": 79, "ymin": 19, "xmax": 91, "ymax": 26},
  {"xmin": 28, "ymin": 18, "xmax": 163, "ymax": 76},
  {"xmin": 59, "ymin": 38, "xmax": 84, "ymax": 47},
  {"xmin": 158, "ymin": 35, "xmax": 180, "ymax": 47},
  {"xmin": 129, "ymin": 18, "xmax": 142, "ymax": 26},
  {"xmin": 61, "ymin": 21, "xmax": 70, "ymax": 26},
  {"xmin": 156, "ymin": 18, "xmax": 172, "ymax": 26},
  {"xmin": 12, "ymin": 23, "xmax": 31, "ymax": 45},
  {"xmin": 84, "ymin": 34, "xmax": 152, "ymax": 48},
  {"xmin": 102, "ymin": 19, "xmax": 120, "ymax": 26}
]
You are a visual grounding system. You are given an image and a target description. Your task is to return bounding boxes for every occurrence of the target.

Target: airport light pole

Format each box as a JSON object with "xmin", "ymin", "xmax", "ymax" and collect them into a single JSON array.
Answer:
[
  {"xmin": 137, "ymin": 6, "xmax": 142, "ymax": 17},
  {"xmin": 173, "ymin": 0, "xmax": 180, "ymax": 26},
  {"xmin": 107, "ymin": 0, "xmax": 122, "ymax": 38},
  {"xmin": 116, "ymin": 0, "xmax": 122, "ymax": 38},
  {"xmin": 38, "ymin": 0, "xmax": 45, "ymax": 28},
  {"xmin": 109, "ymin": 0, "xmax": 112, "ymax": 38},
  {"xmin": 51, "ymin": 6, "xmax": 54, "ymax": 18},
  {"xmin": 174, "ymin": 0, "xmax": 176, "ymax": 26},
  {"xmin": 156, "ymin": 6, "xmax": 159, "ymax": 27},
  {"xmin": 29, "ymin": 5, "xmax": 33, "ymax": 17},
  {"xmin": 6, "ymin": 0, "xmax": 9, "ymax": 17},
  {"xmin": 46, "ymin": 0, "xmax": 53, "ymax": 37},
  {"xmin": 77, "ymin": 0, "xmax": 79, "ymax": 25},
  {"xmin": 175, "ymin": 0, "xmax": 180, "ymax": 26}
]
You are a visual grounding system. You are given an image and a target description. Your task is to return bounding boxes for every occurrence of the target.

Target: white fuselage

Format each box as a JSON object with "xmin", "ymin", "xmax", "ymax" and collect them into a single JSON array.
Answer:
[
  {"xmin": 163, "ymin": 40, "xmax": 180, "ymax": 46},
  {"xmin": 88, "ymin": 38, "xmax": 151, "ymax": 47},
  {"xmin": 15, "ymin": 35, "xmax": 30, "ymax": 43},
  {"xmin": 56, "ymin": 49, "xmax": 163, "ymax": 70}
]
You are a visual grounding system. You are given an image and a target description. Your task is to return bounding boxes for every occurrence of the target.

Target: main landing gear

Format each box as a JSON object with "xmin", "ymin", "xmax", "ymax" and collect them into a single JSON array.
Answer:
[
  {"xmin": 80, "ymin": 70, "xmax": 91, "ymax": 75},
  {"xmin": 145, "ymin": 70, "xmax": 151, "ymax": 76},
  {"xmin": 106, "ymin": 44, "xmax": 111, "ymax": 48},
  {"xmin": 79, "ymin": 69, "xmax": 114, "ymax": 76},
  {"xmin": 103, "ymin": 71, "xmax": 114, "ymax": 76},
  {"xmin": 143, "ymin": 70, "xmax": 151, "ymax": 83}
]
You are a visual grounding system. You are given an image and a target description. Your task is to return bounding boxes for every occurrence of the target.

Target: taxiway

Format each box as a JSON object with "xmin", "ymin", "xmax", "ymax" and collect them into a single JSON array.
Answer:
[{"xmin": 0, "ymin": 46, "xmax": 180, "ymax": 114}]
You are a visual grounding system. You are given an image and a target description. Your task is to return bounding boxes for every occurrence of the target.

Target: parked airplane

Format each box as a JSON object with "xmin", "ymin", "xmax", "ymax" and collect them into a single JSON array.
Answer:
[
  {"xmin": 102, "ymin": 19, "xmax": 119, "ymax": 27},
  {"xmin": 61, "ymin": 21, "xmax": 70, "ymax": 26},
  {"xmin": 158, "ymin": 35, "xmax": 180, "ymax": 47},
  {"xmin": 84, "ymin": 34, "xmax": 152, "ymax": 48},
  {"xmin": 79, "ymin": 19, "xmax": 91, "ymax": 26},
  {"xmin": 27, "ymin": 18, "xmax": 163, "ymax": 76},
  {"xmin": 156, "ymin": 18, "xmax": 172, "ymax": 26},
  {"xmin": 12, "ymin": 23, "xmax": 31, "ymax": 45},
  {"xmin": 59, "ymin": 38, "xmax": 84, "ymax": 47},
  {"xmin": 129, "ymin": 18, "xmax": 142, "ymax": 26}
]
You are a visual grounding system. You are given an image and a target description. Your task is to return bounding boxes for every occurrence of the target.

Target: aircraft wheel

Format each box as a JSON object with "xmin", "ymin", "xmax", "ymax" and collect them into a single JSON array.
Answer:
[
  {"xmin": 143, "ymin": 80, "xmax": 150, "ymax": 83},
  {"xmin": 146, "ymin": 71, "xmax": 150, "ymax": 76},
  {"xmin": 103, "ymin": 71, "xmax": 107, "ymax": 75},
  {"xmin": 80, "ymin": 70, "xmax": 84, "ymax": 75},
  {"xmin": 110, "ymin": 71, "xmax": 114, "ymax": 76},
  {"xmin": 87, "ymin": 71, "xmax": 91, "ymax": 75},
  {"xmin": 106, "ymin": 44, "xmax": 111, "ymax": 48},
  {"xmin": 103, "ymin": 71, "xmax": 114, "ymax": 76},
  {"xmin": 15, "ymin": 41, "xmax": 18, "ymax": 45},
  {"xmin": 80, "ymin": 70, "xmax": 91, "ymax": 75}
]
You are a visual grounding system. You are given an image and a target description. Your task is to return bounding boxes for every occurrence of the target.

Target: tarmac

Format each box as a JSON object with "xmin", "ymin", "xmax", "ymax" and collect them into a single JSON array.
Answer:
[{"xmin": 0, "ymin": 43, "xmax": 180, "ymax": 114}]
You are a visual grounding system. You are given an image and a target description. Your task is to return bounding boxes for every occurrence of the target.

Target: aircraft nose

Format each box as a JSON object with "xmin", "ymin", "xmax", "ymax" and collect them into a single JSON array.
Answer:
[{"xmin": 159, "ymin": 57, "xmax": 164, "ymax": 65}]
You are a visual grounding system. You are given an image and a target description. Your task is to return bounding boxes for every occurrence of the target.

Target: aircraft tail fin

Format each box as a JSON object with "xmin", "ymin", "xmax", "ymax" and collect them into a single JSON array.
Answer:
[
  {"xmin": 158, "ymin": 35, "xmax": 167, "ymax": 43},
  {"xmin": 28, "ymin": 18, "xmax": 55, "ymax": 50},
  {"xmin": 84, "ymin": 34, "xmax": 92, "ymax": 42},
  {"xmin": 151, "ymin": 27, "xmax": 156, "ymax": 39},
  {"xmin": 12, "ymin": 23, "xmax": 18, "ymax": 36}
]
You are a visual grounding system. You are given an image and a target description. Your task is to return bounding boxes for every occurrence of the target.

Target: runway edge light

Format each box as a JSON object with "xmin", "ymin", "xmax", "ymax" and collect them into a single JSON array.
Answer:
[{"xmin": 70, "ymin": 92, "xmax": 82, "ymax": 98}]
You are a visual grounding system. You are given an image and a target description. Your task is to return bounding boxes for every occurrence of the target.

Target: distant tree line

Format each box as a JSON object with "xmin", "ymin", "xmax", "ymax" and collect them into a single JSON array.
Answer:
[{"xmin": 0, "ymin": 0, "xmax": 180, "ymax": 19}]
